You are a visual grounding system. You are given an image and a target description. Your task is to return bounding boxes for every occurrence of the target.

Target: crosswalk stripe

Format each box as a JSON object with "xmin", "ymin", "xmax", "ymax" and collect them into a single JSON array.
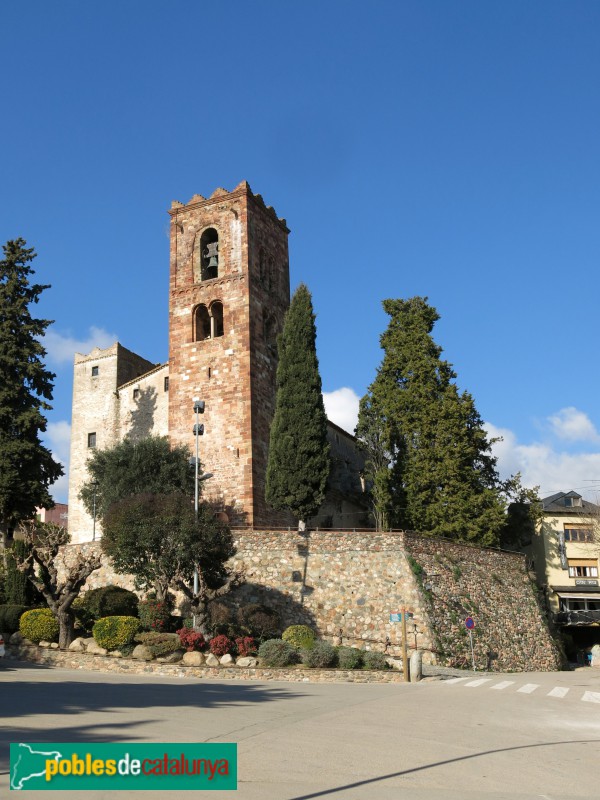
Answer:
[
  {"xmin": 517, "ymin": 684, "xmax": 540, "ymax": 694},
  {"xmin": 582, "ymin": 691, "xmax": 600, "ymax": 704},
  {"xmin": 547, "ymin": 687, "xmax": 569, "ymax": 698},
  {"xmin": 490, "ymin": 681, "xmax": 515, "ymax": 690},
  {"xmin": 464, "ymin": 678, "xmax": 492, "ymax": 687},
  {"xmin": 444, "ymin": 677, "xmax": 469, "ymax": 684}
]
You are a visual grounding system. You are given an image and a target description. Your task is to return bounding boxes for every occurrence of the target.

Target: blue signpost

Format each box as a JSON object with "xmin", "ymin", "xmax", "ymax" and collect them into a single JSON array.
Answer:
[{"xmin": 465, "ymin": 617, "xmax": 476, "ymax": 670}]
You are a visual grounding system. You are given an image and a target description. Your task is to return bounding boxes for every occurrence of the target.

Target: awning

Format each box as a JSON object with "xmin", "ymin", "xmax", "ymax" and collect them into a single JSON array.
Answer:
[{"xmin": 555, "ymin": 592, "xmax": 600, "ymax": 600}]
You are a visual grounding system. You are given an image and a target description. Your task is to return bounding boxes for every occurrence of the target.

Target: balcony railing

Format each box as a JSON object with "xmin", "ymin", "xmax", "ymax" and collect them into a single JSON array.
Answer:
[{"xmin": 555, "ymin": 610, "xmax": 600, "ymax": 626}]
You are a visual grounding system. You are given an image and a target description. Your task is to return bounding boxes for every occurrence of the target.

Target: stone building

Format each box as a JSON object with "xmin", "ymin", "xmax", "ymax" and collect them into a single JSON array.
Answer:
[{"xmin": 68, "ymin": 182, "xmax": 367, "ymax": 543}]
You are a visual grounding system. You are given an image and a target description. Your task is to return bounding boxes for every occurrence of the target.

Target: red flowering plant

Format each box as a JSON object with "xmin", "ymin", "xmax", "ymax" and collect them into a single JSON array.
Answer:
[
  {"xmin": 138, "ymin": 599, "xmax": 171, "ymax": 632},
  {"xmin": 209, "ymin": 634, "xmax": 234, "ymax": 657},
  {"xmin": 177, "ymin": 628, "xmax": 206, "ymax": 652},
  {"xmin": 235, "ymin": 636, "xmax": 256, "ymax": 657}
]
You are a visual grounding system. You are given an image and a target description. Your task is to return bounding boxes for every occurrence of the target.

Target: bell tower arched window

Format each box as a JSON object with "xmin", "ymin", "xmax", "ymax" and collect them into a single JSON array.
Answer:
[
  {"xmin": 194, "ymin": 305, "xmax": 211, "ymax": 341},
  {"xmin": 211, "ymin": 301, "xmax": 224, "ymax": 338},
  {"xmin": 200, "ymin": 228, "xmax": 219, "ymax": 280}
]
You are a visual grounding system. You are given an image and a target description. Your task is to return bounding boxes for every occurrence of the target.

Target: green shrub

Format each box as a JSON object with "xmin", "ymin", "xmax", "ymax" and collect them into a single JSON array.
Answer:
[
  {"xmin": 71, "ymin": 597, "xmax": 95, "ymax": 633},
  {"xmin": 302, "ymin": 641, "xmax": 337, "ymax": 668},
  {"xmin": 134, "ymin": 632, "xmax": 181, "ymax": 657},
  {"xmin": 336, "ymin": 646, "xmax": 363, "ymax": 670},
  {"xmin": 0, "ymin": 604, "xmax": 29, "ymax": 634},
  {"xmin": 282, "ymin": 624, "xmax": 316, "ymax": 650},
  {"xmin": 20, "ymin": 609, "xmax": 59, "ymax": 643},
  {"xmin": 82, "ymin": 586, "xmax": 139, "ymax": 620},
  {"xmin": 93, "ymin": 616, "xmax": 140, "ymax": 650},
  {"xmin": 237, "ymin": 603, "xmax": 281, "ymax": 639},
  {"xmin": 138, "ymin": 599, "xmax": 171, "ymax": 632},
  {"xmin": 362, "ymin": 651, "xmax": 388, "ymax": 670},
  {"xmin": 258, "ymin": 639, "xmax": 298, "ymax": 667}
]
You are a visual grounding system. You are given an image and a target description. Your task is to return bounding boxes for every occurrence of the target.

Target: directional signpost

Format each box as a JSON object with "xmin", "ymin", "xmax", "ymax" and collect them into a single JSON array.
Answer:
[
  {"xmin": 390, "ymin": 609, "xmax": 413, "ymax": 682},
  {"xmin": 465, "ymin": 617, "xmax": 476, "ymax": 671}
]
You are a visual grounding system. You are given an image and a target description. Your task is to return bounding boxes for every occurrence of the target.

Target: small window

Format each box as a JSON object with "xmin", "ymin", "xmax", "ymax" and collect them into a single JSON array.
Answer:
[
  {"xmin": 164, "ymin": 376, "xmax": 169, "ymax": 392},
  {"xmin": 88, "ymin": 432, "xmax": 97, "ymax": 448},
  {"xmin": 194, "ymin": 305, "xmax": 212, "ymax": 341},
  {"xmin": 200, "ymin": 228, "xmax": 219, "ymax": 280},
  {"xmin": 133, "ymin": 388, "xmax": 140, "ymax": 400},
  {"xmin": 568, "ymin": 559, "xmax": 598, "ymax": 578},
  {"xmin": 91, "ymin": 366, "xmax": 99, "ymax": 377}
]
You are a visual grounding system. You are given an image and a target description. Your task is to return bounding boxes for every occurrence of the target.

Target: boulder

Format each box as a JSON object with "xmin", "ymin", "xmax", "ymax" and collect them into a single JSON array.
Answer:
[
  {"xmin": 236, "ymin": 657, "xmax": 258, "ymax": 668},
  {"xmin": 9, "ymin": 632, "xmax": 23, "ymax": 645},
  {"xmin": 219, "ymin": 654, "xmax": 234, "ymax": 666},
  {"xmin": 108, "ymin": 651, "xmax": 123, "ymax": 658},
  {"xmin": 205, "ymin": 653, "xmax": 220, "ymax": 667},
  {"xmin": 68, "ymin": 638, "xmax": 86, "ymax": 652},
  {"xmin": 87, "ymin": 641, "xmax": 108, "ymax": 656},
  {"xmin": 182, "ymin": 651, "xmax": 205, "ymax": 666},
  {"xmin": 50, "ymin": 643, "xmax": 60, "ymax": 649},
  {"xmin": 132, "ymin": 644, "xmax": 154, "ymax": 661},
  {"xmin": 164, "ymin": 650, "xmax": 184, "ymax": 664},
  {"xmin": 39, "ymin": 641, "xmax": 51, "ymax": 648}
]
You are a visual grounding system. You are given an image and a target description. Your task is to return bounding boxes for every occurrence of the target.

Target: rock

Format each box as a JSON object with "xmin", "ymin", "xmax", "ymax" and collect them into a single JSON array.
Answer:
[
  {"xmin": 9, "ymin": 632, "xmax": 23, "ymax": 645},
  {"xmin": 385, "ymin": 658, "xmax": 402, "ymax": 671},
  {"xmin": 108, "ymin": 651, "xmax": 123, "ymax": 658},
  {"xmin": 82, "ymin": 637, "xmax": 96, "ymax": 649},
  {"xmin": 410, "ymin": 650, "xmax": 423, "ymax": 682},
  {"xmin": 164, "ymin": 650, "xmax": 184, "ymax": 664},
  {"xmin": 50, "ymin": 643, "xmax": 59, "ymax": 649},
  {"xmin": 205, "ymin": 653, "xmax": 220, "ymax": 667},
  {"xmin": 68, "ymin": 638, "xmax": 86, "ymax": 652},
  {"xmin": 182, "ymin": 651, "xmax": 205, "ymax": 666},
  {"xmin": 87, "ymin": 641, "xmax": 108, "ymax": 656},
  {"xmin": 219, "ymin": 654, "xmax": 234, "ymax": 666},
  {"xmin": 39, "ymin": 641, "xmax": 51, "ymax": 648},
  {"xmin": 132, "ymin": 644, "xmax": 154, "ymax": 661},
  {"xmin": 236, "ymin": 656, "xmax": 258, "ymax": 668}
]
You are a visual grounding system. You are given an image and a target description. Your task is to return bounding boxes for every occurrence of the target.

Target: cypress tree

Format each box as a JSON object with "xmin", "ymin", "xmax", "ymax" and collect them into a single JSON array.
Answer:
[
  {"xmin": 0, "ymin": 239, "xmax": 63, "ymax": 545},
  {"xmin": 265, "ymin": 283, "xmax": 330, "ymax": 527},
  {"xmin": 358, "ymin": 296, "xmax": 505, "ymax": 544}
]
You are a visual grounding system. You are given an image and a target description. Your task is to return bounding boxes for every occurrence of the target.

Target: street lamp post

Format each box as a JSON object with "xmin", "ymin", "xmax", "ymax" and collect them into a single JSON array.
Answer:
[{"xmin": 192, "ymin": 399, "xmax": 205, "ymax": 628}]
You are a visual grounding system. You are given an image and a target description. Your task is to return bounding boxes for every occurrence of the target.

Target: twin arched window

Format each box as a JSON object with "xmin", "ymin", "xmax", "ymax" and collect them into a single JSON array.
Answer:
[{"xmin": 194, "ymin": 302, "xmax": 224, "ymax": 341}]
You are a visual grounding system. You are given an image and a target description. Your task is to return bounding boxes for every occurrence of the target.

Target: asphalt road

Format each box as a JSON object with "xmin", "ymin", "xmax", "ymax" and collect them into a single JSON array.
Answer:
[{"xmin": 1, "ymin": 662, "xmax": 599, "ymax": 799}]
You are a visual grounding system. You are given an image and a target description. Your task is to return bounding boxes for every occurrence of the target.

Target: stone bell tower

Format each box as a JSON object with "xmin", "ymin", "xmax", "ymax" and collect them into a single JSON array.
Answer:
[{"xmin": 168, "ymin": 181, "xmax": 290, "ymax": 526}]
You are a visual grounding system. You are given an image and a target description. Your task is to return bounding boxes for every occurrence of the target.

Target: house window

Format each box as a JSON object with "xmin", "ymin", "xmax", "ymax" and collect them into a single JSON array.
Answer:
[
  {"xmin": 133, "ymin": 388, "xmax": 140, "ymax": 400},
  {"xmin": 164, "ymin": 376, "xmax": 169, "ymax": 392},
  {"xmin": 88, "ymin": 432, "xmax": 97, "ymax": 448},
  {"xmin": 568, "ymin": 559, "xmax": 598, "ymax": 578},
  {"xmin": 91, "ymin": 366, "xmax": 99, "ymax": 376},
  {"xmin": 564, "ymin": 527, "xmax": 593, "ymax": 543}
]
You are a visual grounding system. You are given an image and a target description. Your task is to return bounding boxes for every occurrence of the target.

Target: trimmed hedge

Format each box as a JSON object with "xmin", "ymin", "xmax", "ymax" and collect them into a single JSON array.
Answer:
[
  {"xmin": 362, "ymin": 651, "xmax": 388, "ymax": 670},
  {"xmin": 20, "ymin": 609, "xmax": 59, "ymax": 643},
  {"xmin": 302, "ymin": 641, "xmax": 337, "ymax": 668},
  {"xmin": 81, "ymin": 586, "xmax": 139, "ymax": 620},
  {"xmin": 0, "ymin": 604, "xmax": 29, "ymax": 634},
  {"xmin": 282, "ymin": 625, "xmax": 316, "ymax": 650},
  {"xmin": 93, "ymin": 616, "xmax": 140, "ymax": 650},
  {"xmin": 336, "ymin": 646, "xmax": 364, "ymax": 670},
  {"xmin": 258, "ymin": 639, "xmax": 298, "ymax": 667},
  {"xmin": 134, "ymin": 632, "xmax": 181, "ymax": 657}
]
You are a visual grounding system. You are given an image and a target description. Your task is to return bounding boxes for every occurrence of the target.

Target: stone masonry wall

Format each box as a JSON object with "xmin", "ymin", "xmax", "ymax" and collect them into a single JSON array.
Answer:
[{"xmin": 62, "ymin": 530, "xmax": 560, "ymax": 672}]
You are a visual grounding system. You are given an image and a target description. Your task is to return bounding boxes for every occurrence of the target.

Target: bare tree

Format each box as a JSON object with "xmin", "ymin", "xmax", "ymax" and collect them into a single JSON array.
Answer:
[{"xmin": 15, "ymin": 521, "xmax": 101, "ymax": 649}]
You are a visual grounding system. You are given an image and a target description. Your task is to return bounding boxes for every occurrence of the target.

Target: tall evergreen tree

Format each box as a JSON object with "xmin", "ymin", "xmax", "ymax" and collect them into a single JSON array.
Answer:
[
  {"xmin": 0, "ymin": 239, "xmax": 63, "ymax": 545},
  {"xmin": 265, "ymin": 283, "xmax": 330, "ymax": 527},
  {"xmin": 357, "ymin": 297, "xmax": 505, "ymax": 544}
]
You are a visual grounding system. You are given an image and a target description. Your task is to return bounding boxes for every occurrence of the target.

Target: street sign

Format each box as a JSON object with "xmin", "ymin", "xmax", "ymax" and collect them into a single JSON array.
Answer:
[
  {"xmin": 465, "ymin": 617, "xmax": 475, "ymax": 630},
  {"xmin": 390, "ymin": 612, "xmax": 413, "ymax": 623}
]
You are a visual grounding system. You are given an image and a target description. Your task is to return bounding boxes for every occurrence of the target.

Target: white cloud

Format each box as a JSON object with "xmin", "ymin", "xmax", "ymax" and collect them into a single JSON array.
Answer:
[
  {"xmin": 43, "ymin": 325, "xmax": 118, "ymax": 365},
  {"xmin": 323, "ymin": 387, "xmax": 360, "ymax": 435},
  {"xmin": 485, "ymin": 419, "xmax": 600, "ymax": 502},
  {"xmin": 547, "ymin": 407, "xmax": 600, "ymax": 443},
  {"xmin": 43, "ymin": 420, "xmax": 71, "ymax": 504}
]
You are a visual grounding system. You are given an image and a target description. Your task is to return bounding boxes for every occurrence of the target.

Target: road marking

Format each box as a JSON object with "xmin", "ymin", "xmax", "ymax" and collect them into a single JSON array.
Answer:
[
  {"xmin": 490, "ymin": 681, "xmax": 515, "ymax": 690},
  {"xmin": 547, "ymin": 687, "xmax": 569, "ymax": 698},
  {"xmin": 444, "ymin": 677, "xmax": 469, "ymax": 684},
  {"xmin": 464, "ymin": 678, "xmax": 492, "ymax": 687},
  {"xmin": 582, "ymin": 691, "xmax": 600, "ymax": 704},
  {"xmin": 517, "ymin": 683, "xmax": 540, "ymax": 694}
]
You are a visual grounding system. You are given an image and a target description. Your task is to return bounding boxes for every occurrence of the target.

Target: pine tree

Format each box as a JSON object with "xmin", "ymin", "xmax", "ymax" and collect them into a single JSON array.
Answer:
[
  {"xmin": 0, "ymin": 239, "xmax": 63, "ymax": 545},
  {"xmin": 358, "ymin": 297, "xmax": 505, "ymax": 544},
  {"xmin": 265, "ymin": 283, "xmax": 330, "ymax": 527}
]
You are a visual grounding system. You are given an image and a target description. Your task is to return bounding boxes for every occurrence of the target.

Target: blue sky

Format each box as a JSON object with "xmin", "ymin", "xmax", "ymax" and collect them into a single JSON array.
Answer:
[{"xmin": 2, "ymin": 1, "xmax": 600, "ymax": 504}]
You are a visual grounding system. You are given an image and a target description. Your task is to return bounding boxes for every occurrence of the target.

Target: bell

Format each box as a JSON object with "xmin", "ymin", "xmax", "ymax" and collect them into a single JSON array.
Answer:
[{"xmin": 205, "ymin": 242, "xmax": 219, "ymax": 268}]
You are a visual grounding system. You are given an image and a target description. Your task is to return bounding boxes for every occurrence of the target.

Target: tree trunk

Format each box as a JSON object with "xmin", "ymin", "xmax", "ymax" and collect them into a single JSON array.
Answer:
[
  {"xmin": 191, "ymin": 599, "xmax": 210, "ymax": 637},
  {"xmin": 58, "ymin": 607, "xmax": 75, "ymax": 650}
]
